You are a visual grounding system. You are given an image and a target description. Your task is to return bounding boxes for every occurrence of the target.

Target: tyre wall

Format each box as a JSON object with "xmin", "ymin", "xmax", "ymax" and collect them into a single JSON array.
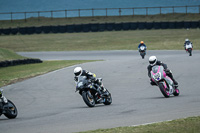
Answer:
[{"xmin": 0, "ymin": 21, "xmax": 199, "ymax": 35}]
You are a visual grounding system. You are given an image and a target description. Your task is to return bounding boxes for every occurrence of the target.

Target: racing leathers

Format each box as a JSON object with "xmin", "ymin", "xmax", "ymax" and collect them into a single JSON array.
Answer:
[
  {"xmin": 74, "ymin": 70, "xmax": 107, "ymax": 96},
  {"xmin": 184, "ymin": 41, "xmax": 193, "ymax": 51},
  {"xmin": 138, "ymin": 43, "xmax": 147, "ymax": 53},
  {"xmin": 147, "ymin": 61, "xmax": 178, "ymax": 86}
]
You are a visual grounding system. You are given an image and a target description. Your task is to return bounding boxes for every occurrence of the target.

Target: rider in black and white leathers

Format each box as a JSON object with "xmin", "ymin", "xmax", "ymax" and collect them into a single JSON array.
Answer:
[
  {"xmin": 147, "ymin": 56, "xmax": 178, "ymax": 86},
  {"xmin": 74, "ymin": 67, "xmax": 107, "ymax": 96}
]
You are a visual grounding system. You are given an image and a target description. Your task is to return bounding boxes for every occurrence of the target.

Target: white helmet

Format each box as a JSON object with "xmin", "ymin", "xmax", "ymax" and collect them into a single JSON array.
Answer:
[
  {"xmin": 149, "ymin": 56, "xmax": 157, "ymax": 66},
  {"xmin": 74, "ymin": 67, "xmax": 82, "ymax": 76},
  {"xmin": 185, "ymin": 39, "xmax": 189, "ymax": 41}
]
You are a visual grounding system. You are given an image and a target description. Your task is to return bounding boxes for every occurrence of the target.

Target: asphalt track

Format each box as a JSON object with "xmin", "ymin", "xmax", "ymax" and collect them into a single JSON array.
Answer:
[{"xmin": 1, "ymin": 50, "xmax": 200, "ymax": 133}]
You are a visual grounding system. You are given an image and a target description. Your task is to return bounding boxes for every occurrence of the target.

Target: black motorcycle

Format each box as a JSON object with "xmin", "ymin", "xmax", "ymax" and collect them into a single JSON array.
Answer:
[
  {"xmin": 139, "ymin": 46, "xmax": 146, "ymax": 59},
  {"xmin": 75, "ymin": 76, "xmax": 112, "ymax": 107},
  {"xmin": 0, "ymin": 89, "xmax": 18, "ymax": 119}
]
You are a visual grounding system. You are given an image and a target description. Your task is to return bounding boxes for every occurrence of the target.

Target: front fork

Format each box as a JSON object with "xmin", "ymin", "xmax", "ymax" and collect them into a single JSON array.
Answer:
[{"xmin": 160, "ymin": 81, "xmax": 174, "ymax": 95}]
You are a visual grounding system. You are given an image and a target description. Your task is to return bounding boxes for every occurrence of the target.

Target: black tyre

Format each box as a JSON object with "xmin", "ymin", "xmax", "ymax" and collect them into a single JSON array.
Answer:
[
  {"xmin": 142, "ymin": 55, "xmax": 145, "ymax": 59},
  {"xmin": 173, "ymin": 88, "xmax": 180, "ymax": 96},
  {"xmin": 159, "ymin": 83, "xmax": 170, "ymax": 98},
  {"xmin": 82, "ymin": 91, "xmax": 95, "ymax": 107},
  {"xmin": 104, "ymin": 93, "xmax": 112, "ymax": 105},
  {"xmin": 188, "ymin": 49, "xmax": 192, "ymax": 56},
  {"xmin": 4, "ymin": 100, "xmax": 18, "ymax": 119}
]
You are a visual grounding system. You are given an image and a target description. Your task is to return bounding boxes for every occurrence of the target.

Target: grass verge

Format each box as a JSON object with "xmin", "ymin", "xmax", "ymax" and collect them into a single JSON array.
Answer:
[
  {"xmin": 79, "ymin": 116, "xmax": 200, "ymax": 133},
  {"xmin": 0, "ymin": 48, "xmax": 27, "ymax": 61},
  {"xmin": 0, "ymin": 29, "xmax": 200, "ymax": 51},
  {"xmin": 0, "ymin": 60, "xmax": 96, "ymax": 87}
]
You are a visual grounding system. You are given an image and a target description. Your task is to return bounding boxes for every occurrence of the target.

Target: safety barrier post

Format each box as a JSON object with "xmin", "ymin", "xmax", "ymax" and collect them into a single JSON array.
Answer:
[
  {"xmin": 11, "ymin": 12, "xmax": 13, "ymax": 22},
  {"xmin": 24, "ymin": 12, "xmax": 27, "ymax": 22},
  {"xmin": 92, "ymin": 8, "xmax": 94, "ymax": 17},
  {"xmin": 160, "ymin": 7, "xmax": 162, "ymax": 15},
  {"xmin": 38, "ymin": 11, "xmax": 40, "ymax": 21},
  {"xmin": 65, "ymin": 10, "xmax": 67, "ymax": 18},
  {"xmin": 146, "ymin": 7, "xmax": 148, "ymax": 16},
  {"xmin": 186, "ymin": 6, "xmax": 187, "ymax": 15}
]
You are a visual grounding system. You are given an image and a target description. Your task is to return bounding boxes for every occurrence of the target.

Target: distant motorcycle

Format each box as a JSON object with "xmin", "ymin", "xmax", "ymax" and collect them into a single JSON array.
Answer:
[
  {"xmin": 0, "ymin": 89, "xmax": 18, "ymax": 119},
  {"xmin": 75, "ymin": 76, "xmax": 112, "ymax": 107},
  {"xmin": 185, "ymin": 42, "xmax": 193, "ymax": 56},
  {"xmin": 150, "ymin": 65, "xmax": 180, "ymax": 98},
  {"xmin": 139, "ymin": 46, "xmax": 146, "ymax": 59}
]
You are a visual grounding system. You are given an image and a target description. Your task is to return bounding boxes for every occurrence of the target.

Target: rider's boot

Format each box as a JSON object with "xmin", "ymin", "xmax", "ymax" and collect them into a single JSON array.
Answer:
[
  {"xmin": 170, "ymin": 76, "xmax": 178, "ymax": 86},
  {"xmin": 172, "ymin": 79, "xmax": 178, "ymax": 86},
  {"xmin": 100, "ymin": 86, "xmax": 108, "ymax": 96},
  {"xmin": 167, "ymin": 71, "xmax": 178, "ymax": 86}
]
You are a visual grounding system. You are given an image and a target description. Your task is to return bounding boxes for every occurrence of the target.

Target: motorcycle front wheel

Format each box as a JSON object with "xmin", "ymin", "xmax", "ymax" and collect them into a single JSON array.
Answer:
[
  {"xmin": 4, "ymin": 100, "xmax": 18, "ymax": 119},
  {"xmin": 82, "ymin": 91, "xmax": 95, "ymax": 107},
  {"xmin": 188, "ymin": 49, "xmax": 192, "ymax": 56},
  {"xmin": 159, "ymin": 83, "xmax": 170, "ymax": 98},
  {"xmin": 104, "ymin": 93, "xmax": 112, "ymax": 105}
]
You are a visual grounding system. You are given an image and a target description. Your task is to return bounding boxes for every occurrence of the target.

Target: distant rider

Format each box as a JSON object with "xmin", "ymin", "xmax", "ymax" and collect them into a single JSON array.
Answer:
[
  {"xmin": 74, "ymin": 67, "xmax": 107, "ymax": 96},
  {"xmin": 138, "ymin": 41, "xmax": 147, "ymax": 54},
  {"xmin": 138, "ymin": 41, "xmax": 147, "ymax": 52},
  {"xmin": 184, "ymin": 38, "xmax": 193, "ymax": 51},
  {"xmin": 147, "ymin": 56, "xmax": 178, "ymax": 86}
]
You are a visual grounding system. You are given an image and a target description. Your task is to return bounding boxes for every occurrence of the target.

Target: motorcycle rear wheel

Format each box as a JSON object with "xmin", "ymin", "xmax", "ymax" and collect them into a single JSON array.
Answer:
[
  {"xmin": 159, "ymin": 83, "xmax": 170, "ymax": 98},
  {"xmin": 173, "ymin": 88, "xmax": 180, "ymax": 96},
  {"xmin": 4, "ymin": 100, "xmax": 18, "ymax": 119},
  {"xmin": 82, "ymin": 91, "xmax": 95, "ymax": 107}
]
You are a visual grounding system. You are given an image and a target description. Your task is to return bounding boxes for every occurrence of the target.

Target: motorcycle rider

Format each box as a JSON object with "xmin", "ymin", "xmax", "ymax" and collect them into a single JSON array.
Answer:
[
  {"xmin": 138, "ymin": 41, "xmax": 147, "ymax": 52},
  {"xmin": 74, "ymin": 67, "xmax": 107, "ymax": 96},
  {"xmin": 184, "ymin": 38, "xmax": 193, "ymax": 51},
  {"xmin": 147, "ymin": 56, "xmax": 178, "ymax": 86}
]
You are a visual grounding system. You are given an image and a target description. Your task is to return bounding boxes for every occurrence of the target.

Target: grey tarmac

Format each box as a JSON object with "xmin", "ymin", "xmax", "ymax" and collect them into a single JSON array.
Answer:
[{"xmin": 1, "ymin": 50, "xmax": 200, "ymax": 133}]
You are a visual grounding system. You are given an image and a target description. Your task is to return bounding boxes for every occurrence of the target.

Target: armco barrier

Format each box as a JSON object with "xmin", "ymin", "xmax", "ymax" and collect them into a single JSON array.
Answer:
[
  {"xmin": 0, "ymin": 59, "xmax": 43, "ymax": 68},
  {"xmin": 0, "ymin": 21, "xmax": 199, "ymax": 35}
]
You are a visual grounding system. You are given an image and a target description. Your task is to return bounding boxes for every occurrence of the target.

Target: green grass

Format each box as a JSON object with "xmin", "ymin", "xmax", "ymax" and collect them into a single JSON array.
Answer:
[
  {"xmin": 0, "ymin": 29, "xmax": 200, "ymax": 51},
  {"xmin": 0, "ymin": 13, "xmax": 199, "ymax": 28},
  {"xmin": 0, "ymin": 48, "xmax": 27, "ymax": 61},
  {"xmin": 0, "ymin": 60, "xmax": 96, "ymax": 87},
  {"xmin": 79, "ymin": 116, "xmax": 200, "ymax": 133}
]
